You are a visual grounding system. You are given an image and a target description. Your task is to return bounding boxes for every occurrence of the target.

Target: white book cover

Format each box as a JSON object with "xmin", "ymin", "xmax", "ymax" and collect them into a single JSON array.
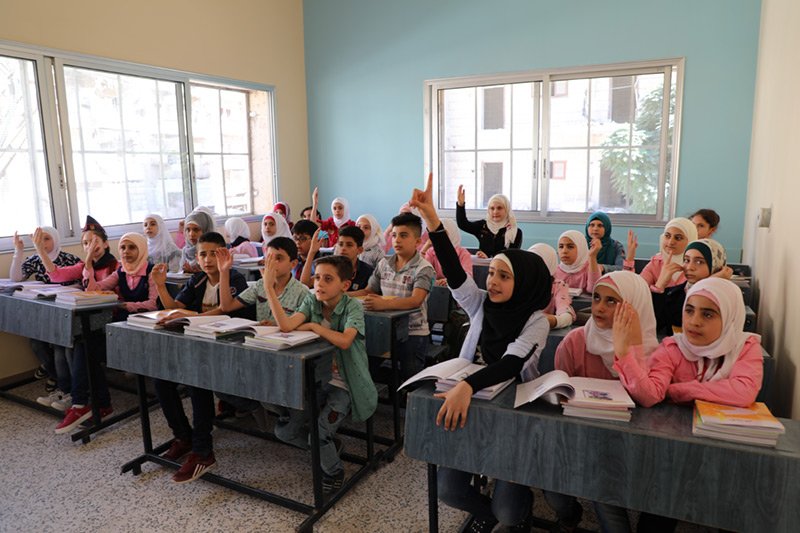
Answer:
[{"xmin": 514, "ymin": 370, "xmax": 634, "ymax": 409}]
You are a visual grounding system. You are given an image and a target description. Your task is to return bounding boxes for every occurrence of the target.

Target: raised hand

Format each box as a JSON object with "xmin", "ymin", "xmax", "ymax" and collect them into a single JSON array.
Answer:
[
  {"xmin": 409, "ymin": 173, "xmax": 441, "ymax": 231},
  {"xmin": 309, "ymin": 228, "xmax": 322, "ymax": 257},
  {"xmin": 626, "ymin": 230, "xmax": 638, "ymax": 261},
  {"xmin": 151, "ymin": 263, "xmax": 168, "ymax": 286},
  {"xmin": 13, "ymin": 231, "xmax": 23, "ymax": 252},
  {"xmin": 612, "ymin": 302, "xmax": 634, "ymax": 358},
  {"xmin": 655, "ymin": 255, "xmax": 683, "ymax": 290},
  {"xmin": 261, "ymin": 253, "xmax": 278, "ymax": 293},
  {"xmin": 216, "ymin": 247, "xmax": 234, "ymax": 272},
  {"xmin": 457, "ymin": 184, "xmax": 466, "ymax": 206},
  {"xmin": 312, "ymin": 187, "xmax": 319, "ymax": 205},
  {"xmin": 588, "ymin": 238, "xmax": 601, "ymax": 259},
  {"xmin": 476, "ymin": 250, "xmax": 488, "ymax": 259},
  {"xmin": 712, "ymin": 265, "xmax": 734, "ymax": 280},
  {"xmin": 84, "ymin": 235, "xmax": 103, "ymax": 266},
  {"xmin": 30, "ymin": 227, "xmax": 47, "ymax": 255}
]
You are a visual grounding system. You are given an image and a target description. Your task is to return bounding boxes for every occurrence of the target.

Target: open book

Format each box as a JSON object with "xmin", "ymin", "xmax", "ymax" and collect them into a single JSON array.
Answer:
[
  {"xmin": 398, "ymin": 358, "xmax": 514, "ymax": 401},
  {"xmin": 692, "ymin": 400, "xmax": 785, "ymax": 447},
  {"xmin": 0, "ymin": 279, "xmax": 46, "ymax": 293},
  {"xmin": 15, "ymin": 285, "xmax": 82, "ymax": 300},
  {"xmin": 127, "ymin": 310, "xmax": 197, "ymax": 329},
  {"xmin": 243, "ymin": 329, "xmax": 320, "ymax": 350}
]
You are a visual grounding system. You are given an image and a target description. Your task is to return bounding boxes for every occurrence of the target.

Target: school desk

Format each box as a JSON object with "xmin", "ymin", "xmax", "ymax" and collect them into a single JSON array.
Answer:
[
  {"xmin": 106, "ymin": 322, "xmax": 383, "ymax": 533},
  {"xmin": 0, "ymin": 293, "xmax": 149, "ymax": 443},
  {"xmin": 405, "ymin": 383, "xmax": 800, "ymax": 533}
]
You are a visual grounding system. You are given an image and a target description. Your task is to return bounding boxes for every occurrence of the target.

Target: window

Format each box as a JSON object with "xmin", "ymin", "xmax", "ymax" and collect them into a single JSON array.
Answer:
[
  {"xmin": 426, "ymin": 58, "xmax": 683, "ymax": 224},
  {"xmin": 0, "ymin": 40, "xmax": 277, "ymax": 249}
]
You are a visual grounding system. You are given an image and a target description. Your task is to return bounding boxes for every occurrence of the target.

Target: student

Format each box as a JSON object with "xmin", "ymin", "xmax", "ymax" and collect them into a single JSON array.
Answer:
[
  {"xmin": 333, "ymin": 226, "xmax": 374, "ymax": 292},
  {"xmin": 690, "ymin": 208, "xmax": 720, "ymax": 239},
  {"xmin": 585, "ymin": 211, "xmax": 624, "ymax": 272},
  {"xmin": 55, "ymin": 233, "xmax": 159, "ymax": 434},
  {"xmin": 425, "ymin": 218, "xmax": 472, "ymax": 287},
  {"xmin": 652, "ymin": 239, "xmax": 733, "ymax": 334},
  {"xmin": 149, "ymin": 231, "xmax": 251, "ymax": 484},
  {"xmin": 455, "ymin": 186, "xmax": 522, "ymax": 258},
  {"xmin": 555, "ymin": 230, "xmax": 602, "ymax": 295},
  {"xmin": 261, "ymin": 212, "xmax": 293, "ymax": 247},
  {"xmin": 624, "ymin": 218, "xmax": 698, "ymax": 292},
  {"xmin": 263, "ymin": 254, "xmax": 378, "ymax": 493},
  {"xmin": 224, "ymin": 217, "xmax": 258, "ymax": 258},
  {"xmin": 382, "ymin": 203, "xmax": 429, "ymax": 254},
  {"xmin": 273, "ymin": 201, "xmax": 294, "ymax": 230},
  {"xmin": 181, "ymin": 210, "xmax": 216, "ymax": 273},
  {"xmin": 310, "ymin": 187, "xmax": 355, "ymax": 246},
  {"xmin": 291, "ymin": 220, "xmax": 320, "ymax": 283},
  {"xmin": 528, "ymin": 243, "xmax": 575, "ymax": 329},
  {"xmin": 143, "ymin": 213, "xmax": 182, "ymax": 272},
  {"xmin": 351, "ymin": 212, "xmax": 435, "ymax": 381},
  {"xmin": 355, "ymin": 214, "xmax": 386, "ymax": 268},
  {"xmin": 299, "ymin": 205, "xmax": 330, "ymax": 247},
  {"xmin": 409, "ymin": 174, "xmax": 550, "ymax": 532}
]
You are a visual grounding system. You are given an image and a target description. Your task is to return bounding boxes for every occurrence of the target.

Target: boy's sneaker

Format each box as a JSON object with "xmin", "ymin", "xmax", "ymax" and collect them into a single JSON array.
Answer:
[
  {"xmin": 162, "ymin": 438, "xmax": 193, "ymax": 462},
  {"xmin": 467, "ymin": 514, "xmax": 499, "ymax": 533},
  {"xmin": 78, "ymin": 406, "xmax": 114, "ymax": 429},
  {"xmin": 55, "ymin": 405, "xmax": 93, "ymax": 434},
  {"xmin": 34, "ymin": 365, "xmax": 49, "ymax": 380},
  {"xmin": 322, "ymin": 470, "xmax": 345, "ymax": 494},
  {"xmin": 36, "ymin": 389, "xmax": 63, "ymax": 407},
  {"xmin": 172, "ymin": 452, "xmax": 216, "ymax": 484},
  {"xmin": 44, "ymin": 378, "xmax": 57, "ymax": 393},
  {"xmin": 51, "ymin": 393, "xmax": 72, "ymax": 412}
]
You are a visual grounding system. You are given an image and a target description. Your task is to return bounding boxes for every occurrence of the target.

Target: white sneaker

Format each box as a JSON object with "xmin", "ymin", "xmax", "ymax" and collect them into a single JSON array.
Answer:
[
  {"xmin": 37, "ymin": 389, "xmax": 63, "ymax": 407},
  {"xmin": 51, "ymin": 392, "xmax": 72, "ymax": 412}
]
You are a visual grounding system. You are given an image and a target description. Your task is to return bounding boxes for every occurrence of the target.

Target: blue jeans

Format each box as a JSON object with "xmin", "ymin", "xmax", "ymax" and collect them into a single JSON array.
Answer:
[
  {"xmin": 396, "ymin": 334, "xmax": 429, "ymax": 382},
  {"xmin": 265, "ymin": 383, "xmax": 351, "ymax": 477},
  {"xmin": 29, "ymin": 340, "xmax": 73, "ymax": 393},
  {"xmin": 153, "ymin": 379, "xmax": 215, "ymax": 457},
  {"xmin": 438, "ymin": 466, "xmax": 532, "ymax": 526},
  {"xmin": 70, "ymin": 333, "xmax": 110, "ymax": 408},
  {"xmin": 544, "ymin": 490, "xmax": 632, "ymax": 533}
]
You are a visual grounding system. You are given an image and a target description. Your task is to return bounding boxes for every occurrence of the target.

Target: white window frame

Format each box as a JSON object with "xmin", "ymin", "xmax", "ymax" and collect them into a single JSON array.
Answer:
[
  {"xmin": 0, "ymin": 38, "xmax": 279, "ymax": 252},
  {"xmin": 424, "ymin": 58, "xmax": 685, "ymax": 227}
]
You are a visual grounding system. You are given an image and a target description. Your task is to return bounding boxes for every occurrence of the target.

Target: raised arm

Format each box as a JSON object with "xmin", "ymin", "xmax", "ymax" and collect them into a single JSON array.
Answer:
[
  {"xmin": 151, "ymin": 263, "xmax": 185, "ymax": 310},
  {"xmin": 262, "ymin": 255, "xmax": 307, "ymax": 332},
  {"xmin": 216, "ymin": 248, "xmax": 244, "ymax": 313}
]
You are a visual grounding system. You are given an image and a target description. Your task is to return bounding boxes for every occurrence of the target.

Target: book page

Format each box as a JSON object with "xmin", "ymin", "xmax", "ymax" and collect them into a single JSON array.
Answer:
[
  {"xmin": 564, "ymin": 377, "xmax": 634, "ymax": 408},
  {"xmin": 398, "ymin": 358, "xmax": 470, "ymax": 391},
  {"xmin": 514, "ymin": 370, "xmax": 575, "ymax": 408}
]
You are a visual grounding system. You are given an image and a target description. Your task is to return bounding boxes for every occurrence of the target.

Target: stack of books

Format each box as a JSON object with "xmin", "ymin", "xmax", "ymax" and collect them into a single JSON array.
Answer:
[
  {"xmin": 54, "ymin": 290, "xmax": 120, "ymax": 307},
  {"xmin": 15, "ymin": 285, "xmax": 85, "ymax": 300},
  {"xmin": 0, "ymin": 279, "xmax": 46, "ymax": 293},
  {"xmin": 183, "ymin": 317, "xmax": 261, "ymax": 340},
  {"xmin": 515, "ymin": 370, "xmax": 635, "ymax": 422},
  {"xmin": 243, "ymin": 329, "xmax": 320, "ymax": 350},
  {"xmin": 692, "ymin": 400, "xmax": 785, "ymax": 447},
  {"xmin": 398, "ymin": 358, "xmax": 514, "ymax": 400}
]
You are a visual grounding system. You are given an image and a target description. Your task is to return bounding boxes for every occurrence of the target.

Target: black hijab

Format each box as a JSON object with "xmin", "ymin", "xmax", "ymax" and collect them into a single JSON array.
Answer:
[{"xmin": 480, "ymin": 249, "xmax": 552, "ymax": 363}]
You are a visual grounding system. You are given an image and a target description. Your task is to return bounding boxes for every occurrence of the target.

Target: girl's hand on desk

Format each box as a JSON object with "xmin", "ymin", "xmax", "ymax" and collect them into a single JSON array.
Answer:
[
  {"xmin": 296, "ymin": 322, "xmax": 316, "ymax": 332},
  {"xmin": 259, "ymin": 319, "xmax": 276, "ymax": 327},
  {"xmin": 435, "ymin": 380, "xmax": 473, "ymax": 430}
]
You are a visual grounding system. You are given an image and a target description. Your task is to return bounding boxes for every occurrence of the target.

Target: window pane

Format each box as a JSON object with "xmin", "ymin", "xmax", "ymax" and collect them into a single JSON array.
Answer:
[
  {"xmin": 547, "ymin": 149, "xmax": 588, "ymax": 213},
  {"xmin": 0, "ymin": 55, "xmax": 52, "ymax": 236},
  {"xmin": 512, "ymin": 82, "xmax": 536, "ymax": 149},
  {"xmin": 549, "ymin": 78, "xmax": 588, "ymax": 148},
  {"xmin": 220, "ymin": 90, "xmax": 248, "ymax": 154},
  {"xmin": 191, "ymin": 86, "xmax": 221, "ymax": 153},
  {"xmin": 64, "ymin": 66, "xmax": 187, "ymax": 226},
  {"xmin": 511, "ymin": 150, "xmax": 534, "ymax": 211},
  {"xmin": 477, "ymin": 151, "xmax": 510, "ymax": 207},
  {"xmin": 441, "ymin": 88, "xmax": 475, "ymax": 151},
  {"xmin": 194, "ymin": 154, "xmax": 224, "ymax": 214},
  {"xmin": 442, "ymin": 152, "xmax": 475, "ymax": 209},
  {"xmin": 477, "ymin": 86, "xmax": 510, "ymax": 149}
]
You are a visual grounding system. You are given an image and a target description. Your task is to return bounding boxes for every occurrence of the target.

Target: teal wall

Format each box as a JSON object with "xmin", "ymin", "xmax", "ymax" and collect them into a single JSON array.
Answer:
[{"xmin": 302, "ymin": 0, "xmax": 761, "ymax": 259}]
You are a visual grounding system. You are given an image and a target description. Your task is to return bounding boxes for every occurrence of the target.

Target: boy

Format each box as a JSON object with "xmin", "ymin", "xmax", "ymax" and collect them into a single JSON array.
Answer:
[
  {"xmin": 351, "ymin": 212, "xmax": 435, "ymax": 380},
  {"xmin": 150, "ymin": 232, "xmax": 250, "ymax": 484},
  {"xmin": 264, "ymin": 254, "xmax": 377, "ymax": 493},
  {"xmin": 291, "ymin": 219, "xmax": 320, "ymax": 283},
  {"xmin": 334, "ymin": 225, "xmax": 374, "ymax": 291}
]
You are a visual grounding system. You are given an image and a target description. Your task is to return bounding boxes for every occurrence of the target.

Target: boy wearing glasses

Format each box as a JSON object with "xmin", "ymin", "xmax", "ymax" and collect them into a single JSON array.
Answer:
[{"xmin": 291, "ymin": 219, "xmax": 321, "ymax": 285}]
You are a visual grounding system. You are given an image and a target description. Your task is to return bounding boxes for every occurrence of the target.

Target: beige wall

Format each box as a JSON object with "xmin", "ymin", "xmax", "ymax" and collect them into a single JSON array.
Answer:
[
  {"xmin": 0, "ymin": 0, "xmax": 309, "ymax": 379},
  {"xmin": 742, "ymin": 0, "xmax": 800, "ymax": 418}
]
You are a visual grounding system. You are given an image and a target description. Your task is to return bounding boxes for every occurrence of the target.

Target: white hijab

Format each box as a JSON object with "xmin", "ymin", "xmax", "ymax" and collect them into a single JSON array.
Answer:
[
  {"xmin": 585, "ymin": 271, "xmax": 659, "ymax": 377},
  {"xmin": 331, "ymin": 197, "xmax": 351, "ymax": 229},
  {"xmin": 558, "ymin": 230, "xmax": 589, "ymax": 274},
  {"xmin": 661, "ymin": 217, "xmax": 698, "ymax": 282},
  {"xmin": 225, "ymin": 217, "xmax": 251, "ymax": 244},
  {"xmin": 144, "ymin": 213, "xmax": 180, "ymax": 262},
  {"xmin": 674, "ymin": 278, "xmax": 759, "ymax": 382},
  {"xmin": 356, "ymin": 214, "xmax": 385, "ymax": 249},
  {"xmin": 528, "ymin": 243, "xmax": 558, "ymax": 276},
  {"xmin": 41, "ymin": 226, "xmax": 62, "ymax": 262},
  {"xmin": 440, "ymin": 218, "xmax": 462, "ymax": 249},
  {"xmin": 261, "ymin": 212, "xmax": 292, "ymax": 245},
  {"xmin": 485, "ymin": 194, "xmax": 518, "ymax": 248}
]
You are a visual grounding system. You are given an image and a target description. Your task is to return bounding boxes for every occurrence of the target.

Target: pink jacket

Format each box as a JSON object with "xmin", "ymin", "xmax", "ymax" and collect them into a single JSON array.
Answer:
[
  {"xmin": 48, "ymin": 261, "xmax": 117, "ymax": 288},
  {"xmin": 624, "ymin": 254, "xmax": 686, "ymax": 293},
  {"xmin": 613, "ymin": 337, "xmax": 763, "ymax": 408},
  {"xmin": 231, "ymin": 241, "xmax": 258, "ymax": 258},
  {"xmin": 85, "ymin": 265, "xmax": 159, "ymax": 313},
  {"xmin": 553, "ymin": 263, "xmax": 600, "ymax": 295},
  {"xmin": 555, "ymin": 327, "xmax": 616, "ymax": 380},
  {"xmin": 425, "ymin": 246, "xmax": 473, "ymax": 281},
  {"xmin": 542, "ymin": 279, "xmax": 576, "ymax": 321}
]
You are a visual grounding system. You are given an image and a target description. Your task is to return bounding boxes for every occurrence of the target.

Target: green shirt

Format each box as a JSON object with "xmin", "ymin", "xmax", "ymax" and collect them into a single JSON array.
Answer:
[
  {"xmin": 297, "ymin": 292, "xmax": 377, "ymax": 422},
  {"xmin": 236, "ymin": 276, "xmax": 309, "ymax": 323}
]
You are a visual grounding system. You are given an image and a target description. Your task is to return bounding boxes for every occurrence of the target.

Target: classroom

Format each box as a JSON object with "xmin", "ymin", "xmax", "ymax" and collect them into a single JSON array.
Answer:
[{"xmin": 1, "ymin": 1, "xmax": 798, "ymax": 532}]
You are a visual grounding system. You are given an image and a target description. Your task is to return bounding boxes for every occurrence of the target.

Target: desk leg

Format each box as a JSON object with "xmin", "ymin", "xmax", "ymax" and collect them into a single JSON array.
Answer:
[
  {"xmin": 428, "ymin": 463, "xmax": 438, "ymax": 533},
  {"xmin": 306, "ymin": 358, "xmax": 324, "ymax": 511},
  {"xmin": 80, "ymin": 312, "xmax": 99, "ymax": 444},
  {"xmin": 138, "ymin": 374, "xmax": 153, "ymax": 454},
  {"xmin": 390, "ymin": 326, "xmax": 401, "ymax": 446}
]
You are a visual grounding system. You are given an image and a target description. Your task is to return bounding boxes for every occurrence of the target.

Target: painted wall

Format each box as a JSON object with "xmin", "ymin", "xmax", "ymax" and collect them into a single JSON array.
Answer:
[
  {"xmin": 742, "ymin": 0, "xmax": 800, "ymax": 418},
  {"xmin": 303, "ymin": 0, "xmax": 761, "ymax": 259}
]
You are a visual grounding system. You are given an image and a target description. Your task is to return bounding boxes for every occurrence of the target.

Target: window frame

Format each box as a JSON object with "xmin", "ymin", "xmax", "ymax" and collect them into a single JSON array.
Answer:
[
  {"xmin": 424, "ymin": 57, "xmax": 685, "ymax": 227},
  {"xmin": 0, "ymin": 38, "xmax": 279, "ymax": 252}
]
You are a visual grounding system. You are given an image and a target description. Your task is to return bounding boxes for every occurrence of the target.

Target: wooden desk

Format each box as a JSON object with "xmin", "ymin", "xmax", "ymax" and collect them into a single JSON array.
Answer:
[
  {"xmin": 106, "ymin": 323, "xmax": 381, "ymax": 533},
  {"xmin": 405, "ymin": 384, "xmax": 800, "ymax": 533}
]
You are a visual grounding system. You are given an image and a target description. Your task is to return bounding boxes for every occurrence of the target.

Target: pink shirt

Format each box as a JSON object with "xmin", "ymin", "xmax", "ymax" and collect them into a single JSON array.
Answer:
[
  {"xmin": 85, "ymin": 265, "xmax": 159, "ymax": 313},
  {"xmin": 175, "ymin": 232, "xmax": 185, "ymax": 249},
  {"xmin": 553, "ymin": 263, "xmax": 600, "ymax": 295},
  {"xmin": 555, "ymin": 327, "xmax": 617, "ymax": 380},
  {"xmin": 542, "ymin": 279, "xmax": 576, "ymax": 321},
  {"xmin": 613, "ymin": 337, "xmax": 763, "ymax": 408},
  {"xmin": 425, "ymin": 246, "xmax": 473, "ymax": 281},
  {"xmin": 231, "ymin": 241, "xmax": 258, "ymax": 258},
  {"xmin": 624, "ymin": 254, "xmax": 686, "ymax": 293},
  {"xmin": 48, "ymin": 261, "xmax": 117, "ymax": 287}
]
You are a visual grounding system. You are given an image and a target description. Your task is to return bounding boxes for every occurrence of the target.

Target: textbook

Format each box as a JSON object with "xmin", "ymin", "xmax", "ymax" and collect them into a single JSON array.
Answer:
[
  {"xmin": 54, "ymin": 290, "xmax": 120, "ymax": 306},
  {"xmin": 127, "ymin": 310, "xmax": 197, "ymax": 329},
  {"xmin": 16, "ymin": 285, "xmax": 88, "ymax": 300},
  {"xmin": 243, "ymin": 329, "xmax": 320, "ymax": 350},
  {"xmin": 0, "ymin": 279, "xmax": 45, "ymax": 293},
  {"xmin": 567, "ymin": 287, "xmax": 584, "ymax": 297},
  {"xmin": 514, "ymin": 370, "xmax": 635, "ymax": 422},
  {"xmin": 692, "ymin": 400, "xmax": 785, "ymax": 447},
  {"xmin": 183, "ymin": 317, "xmax": 261, "ymax": 340},
  {"xmin": 398, "ymin": 358, "xmax": 514, "ymax": 400}
]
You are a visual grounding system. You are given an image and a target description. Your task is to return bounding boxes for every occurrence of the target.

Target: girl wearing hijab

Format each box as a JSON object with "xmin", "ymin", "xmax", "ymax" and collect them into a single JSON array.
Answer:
[
  {"xmin": 143, "ymin": 214, "xmax": 182, "ymax": 272},
  {"xmin": 528, "ymin": 243, "xmax": 575, "ymax": 329},
  {"xmin": 424, "ymin": 218, "xmax": 472, "ymax": 286},
  {"xmin": 546, "ymin": 271, "xmax": 658, "ymax": 533},
  {"xmin": 585, "ymin": 211, "xmax": 624, "ymax": 272},
  {"xmin": 309, "ymin": 187, "xmax": 355, "ymax": 247},
  {"xmin": 44, "ymin": 216, "xmax": 119, "ymax": 287},
  {"xmin": 55, "ymin": 233, "xmax": 159, "ymax": 435},
  {"xmin": 554, "ymin": 229, "xmax": 602, "ymax": 295},
  {"xmin": 410, "ymin": 174, "xmax": 551, "ymax": 532},
  {"xmin": 382, "ymin": 202, "xmax": 429, "ymax": 254},
  {"xmin": 273, "ymin": 202, "xmax": 293, "ymax": 230},
  {"xmin": 224, "ymin": 217, "xmax": 258, "ymax": 258},
  {"xmin": 181, "ymin": 210, "xmax": 216, "ymax": 272},
  {"xmin": 10, "ymin": 226, "xmax": 80, "ymax": 283},
  {"xmin": 261, "ymin": 212, "xmax": 293, "ymax": 246},
  {"xmin": 455, "ymin": 186, "xmax": 522, "ymax": 258},
  {"xmin": 356, "ymin": 214, "xmax": 386, "ymax": 268},
  {"xmin": 625, "ymin": 218, "xmax": 698, "ymax": 293}
]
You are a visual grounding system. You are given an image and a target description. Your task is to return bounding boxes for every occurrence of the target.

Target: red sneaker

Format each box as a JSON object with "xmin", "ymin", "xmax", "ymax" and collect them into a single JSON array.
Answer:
[
  {"xmin": 55, "ymin": 405, "xmax": 92, "ymax": 434},
  {"xmin": 172, "ymin": 452, "xmax": 216, "ymax": 484},
  {"xmin": 162, "ymin": 438, "xmax": 193, "ymax": 462},
  {"xmin": 78, "ymin": 406, "xmax": 114, "ymax": 429}
]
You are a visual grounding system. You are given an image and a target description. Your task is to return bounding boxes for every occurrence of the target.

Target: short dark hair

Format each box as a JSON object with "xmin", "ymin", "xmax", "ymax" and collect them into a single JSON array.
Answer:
[
  {"xmin": 198, "ymin": 231, "xmax": 226, "ymax": 248},
  {"xmin": 690, "ymin": 208, "xmax": 720, "ymax": 229},
  {"xmin": 391, "ymin": 212, "xmax": 423, "ymax": 238},
  {"xmin": 267, "ymin": 236, "xmax": 298, "ymax": 261},
  {"xmin": 314, "ymin": 255, "xmax": 353, "ymax": 282},
  {"xmin": 301, "ymin": 206, "xmax": 322, "ymax": 220},
  {"xmin": 338, "ymin": 225, "xmax": 365, "ymax": 247},
  {"xmin": 293, "ymin": 219, "xmax": 319, "ymax": 238}
]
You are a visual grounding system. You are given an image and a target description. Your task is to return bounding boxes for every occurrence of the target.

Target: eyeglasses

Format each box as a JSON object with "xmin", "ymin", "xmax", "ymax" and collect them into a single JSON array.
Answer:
[{"xmin": 294, "ymin": 236, "xmax": 311, "ymax": 243}]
